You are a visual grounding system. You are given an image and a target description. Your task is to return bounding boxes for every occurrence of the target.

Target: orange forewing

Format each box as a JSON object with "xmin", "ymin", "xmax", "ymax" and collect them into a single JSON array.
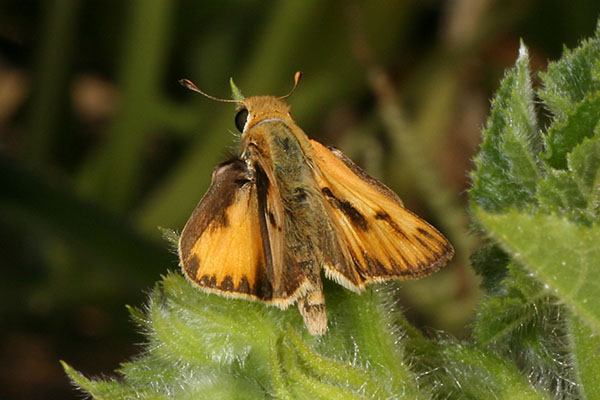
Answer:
[{"xmin": 309, "ymin": 140, "xmax": 454, "ymax": 287}]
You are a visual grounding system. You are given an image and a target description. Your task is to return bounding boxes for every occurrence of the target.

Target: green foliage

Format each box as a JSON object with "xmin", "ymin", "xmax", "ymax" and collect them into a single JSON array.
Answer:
[
  {"xmin": 470, "ymin": 20, "xmax": 600, "ymax": 400},
  {"xmin": 65, "ymin": 272, "xmax": 554, "ymax": 399},
  {"xmin": 470, "ymin": 44, "xmax": 541, "ymax": 212},
  {"xmin": 476, "ymin": 210, "xmax": 600, "ymax": 333},
  {"xmin": 568, "ymin": 316, "xmax": 600, "ymax": 399},
  {"xmin": 63, "ymin": 19, "xmax": 600, "ymax": 400},
  {"xmin": 64, "ymin": 272, "xmax": 425, "ymax": 399}
]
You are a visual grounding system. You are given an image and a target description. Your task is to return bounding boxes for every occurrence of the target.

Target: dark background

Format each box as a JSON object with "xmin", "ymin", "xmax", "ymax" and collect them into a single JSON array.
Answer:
[{"xmin": 1, "ymin": 1, "xmax": 599, "ymax": 399}]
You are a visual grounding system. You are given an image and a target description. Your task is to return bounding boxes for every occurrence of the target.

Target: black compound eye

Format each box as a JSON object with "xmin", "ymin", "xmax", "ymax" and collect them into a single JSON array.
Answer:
[{"xmin": 235, "ymin": 108, "xmax": 249, "ymax": 132}]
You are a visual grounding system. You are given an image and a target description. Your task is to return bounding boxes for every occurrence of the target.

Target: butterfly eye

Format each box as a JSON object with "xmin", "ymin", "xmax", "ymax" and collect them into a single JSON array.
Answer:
[{"xmin": 235, "ymin": 108, "xmax": 249, "ymax": 132}]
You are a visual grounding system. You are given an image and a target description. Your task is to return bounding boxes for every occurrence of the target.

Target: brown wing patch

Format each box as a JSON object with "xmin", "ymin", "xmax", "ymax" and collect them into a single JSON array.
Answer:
[{"xmin": 309, "ymin": 140, "xmax": 453, "ymax": 284}]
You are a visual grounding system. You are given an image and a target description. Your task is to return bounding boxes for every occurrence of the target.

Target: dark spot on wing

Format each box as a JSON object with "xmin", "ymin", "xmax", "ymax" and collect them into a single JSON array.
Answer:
[
  {"xmin": 359, "ymin": 251, "xmax": 424, "ymax": 279},
  {"xmin": 363, "ymin": 252, "xmax": 388, "ymax": 276},
  {"xmin": 399, "ymin": 253, "xmax": 411, "ymax": 270},
  {"xmin": 321, "ymin": 187, "xmax": 369, "ymax": 231},
  {"xmin": 237, "ymin": 276, "xmax": 251, "ymax": 294},
  {"xmin": 184, "ymin": 254, "xmax": 201, "ymax": 278},
  {"xmin": 388, "ymin": 257, "xmax": 402, "ymax": 271},
  {"xmin": 414, "ymin": 235, "xmax": 434, "ymax": 254},
  {"xmin": 321, "ymin": 187, "xmax": 334, "ymax": 198},
  {"xmin": 220, "ymin": 275, "xmax": 234, "ymax": 291},
  {"xmin": 199, "ymin": 274, "xmax": 217, "ymax": 287},
  {"xmin": 252, "ymin": 259, "xmax": 273, "ymax": 300},
  {"xmin": 416, "ymin": 227, "xmax": 447, "ymax": 248},
  {"xmin": 375, "ymin": 211, "xmax": 409, "ymax": 240},
  {"xmin": 417, "ymin": 227, "xmax": 434, "ymax": 239},
  {"xmin": 346, "ymin": 247, "xmax": 368, "ymax": 278}
]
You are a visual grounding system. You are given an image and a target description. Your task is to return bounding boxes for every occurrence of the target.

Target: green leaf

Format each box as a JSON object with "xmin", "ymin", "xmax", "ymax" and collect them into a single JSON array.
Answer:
[
  {"xmin": 63, "ymin": 272, "xmax": 429, "ymax": 399},
  {"xmin": 473, "ymin": 263, "xmax": 577, "ymax": 394},
  {"xmin": 568, "ymin": 314, "xmax": 600, "ymax": 400},
  {"xmin": 469, "ymin": 24, "xmax": 600, "ymax": 398},
  {"xmin": 538, "ymin": 131, "xmax": 600, "ymax": 224},
  {"xmin": 475, "ymin": 208, "xmax": 600, "ymax": 334},
  {"xmin": 569, "ymin": 131, "xmax": 600, "ymax": 217},
  {"xmin": 406, "ymin": 339, "xmax": 551, "ymax": 399},
  {"xmin": 474, "ymin": 262, "xmax": 546, "ymax": 346},
  {"xmin": 118, "ymin": 354, "xmax": 268, "ymax": 400},
  {"xmin": 537, "ymin": 169, "xmax": 590, "ymax": 224},
  {"xmin": 148, "ymin": 272, "xmax": 281, "ymax": 367},
  {"xmin": 470, "ymin": 44, "xmax": 541, "ymax": 212},
  {"xmin": 538, "ymin": 21, "xmax": 600, "ymax": 120},
  {"xmin": 278, "ymin": 339, "xmax": 364, "ymax": 400},
  {"xmin": 283, "ymin": 328, "xmax": 381, "ymax": 397},
  {"xmin": 157, "ymin": 226, "xmax": 179, "ymax": 248},
  {"xmin": 542, "ymin": 93, "xmax": 600, "ymax": 170},
  {"xmin": 470, "ymin": 243, "xmax": 510, "ymax": 295},
  {"xmin": 62, "ymin": 360, "xmax": 152, "ymax": 399},
  {"xmin": 320, "ymin": 284, "xmax": 425, "ymax": 398},
  {"xmin": 269, "ymin": 339, "xmax": 294, "ymax": 400}
]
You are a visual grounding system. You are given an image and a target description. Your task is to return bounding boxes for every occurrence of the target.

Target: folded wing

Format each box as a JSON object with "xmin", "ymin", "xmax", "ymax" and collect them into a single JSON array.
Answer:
[
  {"xmin": 178, "ymin": 158, "xmax": 308, "ymax": 308},
  {"xmin": 179, "ymin": 159, "xmax": 280, "ymax": 303}
]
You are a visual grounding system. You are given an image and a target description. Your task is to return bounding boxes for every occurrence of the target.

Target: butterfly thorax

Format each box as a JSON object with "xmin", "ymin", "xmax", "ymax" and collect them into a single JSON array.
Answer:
[
  {"xmin": 241, "ymin": 96, "xmax": 319, "ymax": 214},
  {"xmin": 242, "ymin": 109, "xmax": 331, "ymax": 253}
]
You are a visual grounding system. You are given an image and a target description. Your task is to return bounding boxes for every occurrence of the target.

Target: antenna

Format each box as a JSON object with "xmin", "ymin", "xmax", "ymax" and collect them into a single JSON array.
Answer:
[
  {"xmin": 278, "ymin": 71, "xmax": 302, "ymax": 100},
  {"xmin": 179, "ymin": 71, "xmax": 302, "ymax": 101},
  {"xmin": 178, "ymin": 79, "xmax": 239, "ymax": 103}
]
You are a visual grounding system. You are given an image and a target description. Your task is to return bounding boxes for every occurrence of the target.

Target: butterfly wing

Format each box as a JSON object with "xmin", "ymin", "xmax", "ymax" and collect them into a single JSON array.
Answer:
[
  {"xmin": 178, "ymin": 159, "xmax": 278, "ymax": 303},
  {"xmin": 178, "ymin": 158, "xmax": 306, "ymax": 308},
  {"xmin": 308, "ymin": 140, "xmax": 454, "ymax": 288}
]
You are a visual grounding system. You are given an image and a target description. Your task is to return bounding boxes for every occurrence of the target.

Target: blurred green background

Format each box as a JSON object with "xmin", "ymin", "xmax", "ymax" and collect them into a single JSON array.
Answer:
[{"xmin": 1, "ymin": 1, "xmax": 599, "ymax": 399}]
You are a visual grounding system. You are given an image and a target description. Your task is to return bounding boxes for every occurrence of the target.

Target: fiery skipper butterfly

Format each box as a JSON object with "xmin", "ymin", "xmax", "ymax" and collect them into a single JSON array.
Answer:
[{"xmin": 178, "ymin": 72, "xmax": 453, "ymax": 335}]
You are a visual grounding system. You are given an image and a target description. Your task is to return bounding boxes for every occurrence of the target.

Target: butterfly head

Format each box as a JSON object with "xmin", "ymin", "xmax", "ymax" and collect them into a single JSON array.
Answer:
[
  {"xmin": 179, "ymin": 71, "xmax": 302, "ymax": 135},
  {"xmin": 233, "ymin": 96, "xmax": 292, "ymax": 133}
]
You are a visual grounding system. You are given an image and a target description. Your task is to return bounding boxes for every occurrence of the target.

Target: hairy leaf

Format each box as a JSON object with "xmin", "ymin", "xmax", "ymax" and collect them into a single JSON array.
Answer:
[
  {"xmin": 568, "ymin": 314, "xmax": 600, "ymax": 400},
  {"xmin": 542, "ymin": 94, "xmax": 600, "ymax": 170},
  {"xmin": 470, "ymin": 44, "xmax": 541, "ymax": 212},
  {"xmin": 475, "ymin": 208, "xmax": 600, "ymax": 334},
  {"xmin": 538, "ymin": 21, "xmax": 600, "ymax": 120}
]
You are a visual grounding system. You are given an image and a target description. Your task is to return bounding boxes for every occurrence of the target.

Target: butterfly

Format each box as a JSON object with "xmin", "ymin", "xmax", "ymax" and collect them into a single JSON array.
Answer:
[{"xmin": 178, "ymin": 73, "xmax": 454, "ymax": 335}]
